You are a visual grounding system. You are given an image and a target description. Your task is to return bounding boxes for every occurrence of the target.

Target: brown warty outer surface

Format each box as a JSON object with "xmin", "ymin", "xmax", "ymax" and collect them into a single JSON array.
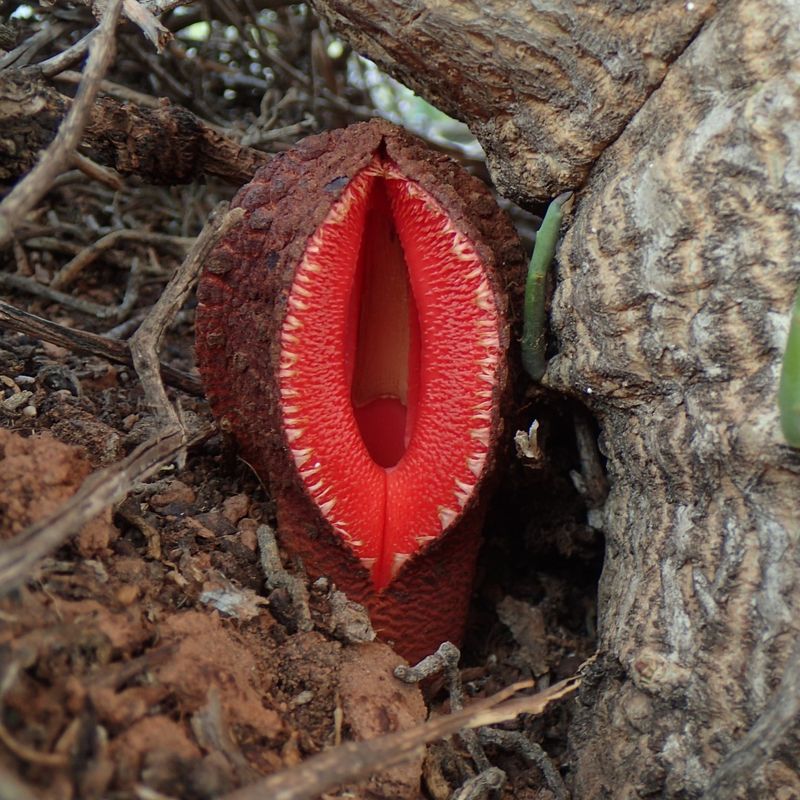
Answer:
[{"xmin": 196, "ymin": 119, "xmax": 525, "ymax": 662}]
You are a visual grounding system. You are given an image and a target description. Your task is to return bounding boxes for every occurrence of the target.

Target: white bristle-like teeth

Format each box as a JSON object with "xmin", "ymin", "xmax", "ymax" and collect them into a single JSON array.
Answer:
[
  {"xmin": 296, "ymin": 272, "xmax": 311, "ymax": 284},
  {"xmin": 308, "ymin": 479, "xmax": 324, "ymax": 493},
  {"xmin": 281, "ymin": 332, "xmax": 299, "ymax": 345},
  {"xmin": 288, "ymin": 297, "xmax": 309, "ymax": 311},
  {"xmin": 360, "ymin": 557, "xmax": 376, "ymax": 571},
  {"xmin": 284, "ymin": 314, "xmax": 303, "ymax": 329},
  {"xmin": 300, "ymin": 463, "xmax": 321, "ymax": 478},
  {"xmin": 415, "ymin": 534, "xmax": 436, "ymax": 547},
  {"xmin": 293, "ymin": 283, "xmax": 312, "ymax": 298},
  {"xmin": 455, "ymin": 479, "xmax": 474, "ymax": 508},
  {"xmin": 455, "ymin": 478, "xmax": 473, "ymax": 494},
  {"xmin": 471, "ymin": 428, "xmax": 490, "ymax": 446},
  {"xmin": 391, "ymin": 552, "xmax": 411, "ymax": 578},
  {"xmin": 476, "ymin": 295, "xmax": 494, "ymax": 312},
  {"xmin": 292, "ymin": 448, "xmax": 312, "ymax": 468},
  {"xmin": 283, "ymin": 405, "xmax": 299, "ymax": 414},
  {"xmin": 467, "ymin": 456, "xmax": 484, "ymax": 477},
  {"xmin": 319, "ymin": 498, "xmax": 336, "ymax": 515},
  {"xmin": 281, "ymin": 387, "xmax": 299, "ymax": 398},
  {"xmin": 286, "ymin": 428, "xmax": 304, "ymax": 443},
  {"xmin": 438, "ymin": 506, "xmax": 457, "ymax": 529}
]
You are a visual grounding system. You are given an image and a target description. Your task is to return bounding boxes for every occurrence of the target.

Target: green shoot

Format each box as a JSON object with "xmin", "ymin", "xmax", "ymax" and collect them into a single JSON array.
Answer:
[
  {"xmin": 779, "ymin": 287, "xmax": 800, "ymax": 447},
  {"xmin": 521, "ymin": 191, "xmax": 573, "ymax": 381}
]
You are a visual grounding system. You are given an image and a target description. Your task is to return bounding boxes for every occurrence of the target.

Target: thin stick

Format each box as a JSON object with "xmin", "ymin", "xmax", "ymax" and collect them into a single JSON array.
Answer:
[
  {"xmin": 221, "ymin": 677, "xmax": 580, "ymax": 800},
  {"xmin": 37, "ymin": 29, "xmax": 98, "ymax": 78},
  {"xmin": 0, "ymin": 271, "xmax": 134, "ymax": 321},
  {"xmin": 128, "ymin": 203, "xmax": 244, "ymax": 430},
  {"xmin": 0, "ymin": 0, "xmax": 123, "ymax": 248},
  {"xmin": 70, "ymin": 151, "xmax": 126, "ymax": 191},
  {"xmin": 51, "ymin": 229, "xmax": 193, "ymax": 291},
  {"xmin": 0, "ymin": 22, "xmax": 68, "ymax": 70},
  {"xmin": 54, "ymin": 69, "xmax": 167, "ymax": 109},
  {"xmin": 0, "ymin": 426, "xmax": 210, "ymax": 599},
  {"xmin": 0, "ymin": 301, "xmax": 202, "ymax": 395}
]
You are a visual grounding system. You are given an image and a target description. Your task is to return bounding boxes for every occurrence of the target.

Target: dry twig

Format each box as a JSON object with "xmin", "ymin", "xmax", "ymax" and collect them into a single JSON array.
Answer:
[
  {"xmin": 0, "ymin": 300, "xmax": 203, "ymax": 395},
  {"xmin": 128, "ymin": 202, "xmax": 243, "ymax": 431},
  {"xmin": 0, "ymin": 271, "xmax": 126, "ymax": 319},
  {"xmin": 51, "ymin": 228, "xmax": 193, "ymax": 290},
  {"xmin": 0, "ymin": 425, "xmax": 210, "ymax": 599},
  {"xmin": 0, "ymin": 0, "xmax": 123, "ymax": 247},
  {"xmin": 220, "ymin": 677, "xmax": 580, "ymax": 800}
]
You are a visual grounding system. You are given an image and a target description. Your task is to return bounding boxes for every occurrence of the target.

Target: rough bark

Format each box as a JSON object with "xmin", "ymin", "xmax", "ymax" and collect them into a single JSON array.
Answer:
[
  {"xmin": 310, "ymin": 0, "xmax": 717, "ymax": 203},
  {"xmin": 548, "ymin": 2, "xmax": 800, "ymax": 796},
  {"xmin": 0, "ymin": 71, "xmax": 270, "ymax": 185},
  {"xmin": 317, "ymin": 0, "xmax": 800, "ymax": 797}
]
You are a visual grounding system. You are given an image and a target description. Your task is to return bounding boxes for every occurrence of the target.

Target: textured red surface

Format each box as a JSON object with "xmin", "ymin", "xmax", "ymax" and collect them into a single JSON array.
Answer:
[{"xmin": 196, "ymin": 119, "xmax": 525, "ymax": 662}]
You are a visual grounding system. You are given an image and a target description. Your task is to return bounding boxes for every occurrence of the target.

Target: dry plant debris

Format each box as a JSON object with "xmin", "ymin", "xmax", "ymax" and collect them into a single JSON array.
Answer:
[{"xmin": 0, "ymin": 2, "xmax": 600, "ymax": 798}]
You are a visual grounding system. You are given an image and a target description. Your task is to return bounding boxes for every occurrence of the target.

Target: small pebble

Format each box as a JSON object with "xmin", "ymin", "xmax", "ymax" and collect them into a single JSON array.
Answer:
[
  {"xmin": 149, "ymin": 479, "xmax": 196, "ymax": 508},
  {"xmin": 22, "ymin": 405, "xmax": 37, "ymax": 418},
  {"xmin": 239, "ymin": 524, "xmax": 258, "ymax": 552},
  {"xmin": 289, "ymin": 690, "xmax": 314, "ymax": 707},
  {"xmin": 223, "ymin": 493, "xmax": 250, "ymax": 525},
  {"xmin": 122, "ymin": 413, "xmax": 139, "ymax": 431},
  {"xmin": 2, "ymin": 390, "xmax": 32, "ymax": 411},
  {"xmin": 115, "ymin": 584, "xmax": 140, "ymax": 605}
]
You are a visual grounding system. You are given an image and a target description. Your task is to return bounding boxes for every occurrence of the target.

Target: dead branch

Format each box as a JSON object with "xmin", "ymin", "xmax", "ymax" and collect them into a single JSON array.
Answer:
[
  {"xmin": 0, "ymin": 0, "xmax": 123, "ymax": 248},
  {"xmin": 0, "ymin": 300, "xmax": 203, "ymax": 395},
  {"xmin": 0, "ymin": 425, "xmax": 211, "ymax": 599},
  {"xmin": 221, "ymin": 677, "xmax": 581, "ymax": 800},
  {"xmin": 310, "ymin": 0, "xmax": 714, "ymax": 201},
  {"xmin": 128, "ymin": 202, "xmax": 244, "ymax": 431},
  {"xmin": 0, "ymin": 71, "xmax": 271, "ymax": 186}
]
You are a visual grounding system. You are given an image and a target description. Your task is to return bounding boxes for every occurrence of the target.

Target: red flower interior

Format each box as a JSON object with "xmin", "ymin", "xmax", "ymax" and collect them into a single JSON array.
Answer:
[{"xmin": 278, "ymin": 153, "xmax": 500, "ymax": 590}]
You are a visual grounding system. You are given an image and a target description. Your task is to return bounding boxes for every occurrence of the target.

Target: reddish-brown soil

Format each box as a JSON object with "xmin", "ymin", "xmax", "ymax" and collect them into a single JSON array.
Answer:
[{"xmin": 0, "ymin": 320, "xmax": 600, "ymax": 798}]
